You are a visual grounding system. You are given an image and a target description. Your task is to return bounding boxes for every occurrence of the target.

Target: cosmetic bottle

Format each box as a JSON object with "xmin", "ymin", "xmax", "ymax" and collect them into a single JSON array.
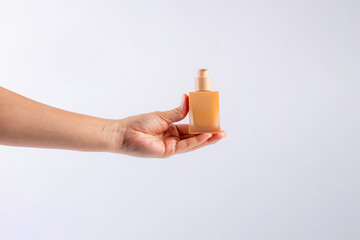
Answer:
[{"xmin": 189, "ymin": 69, "xmax": 220, "ymax": 133}]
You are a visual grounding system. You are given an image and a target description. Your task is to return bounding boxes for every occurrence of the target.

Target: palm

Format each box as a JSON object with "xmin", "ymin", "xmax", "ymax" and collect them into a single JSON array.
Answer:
[{"xmin": 121, "ymin": 113, "xmax": 184, "ymax": 158}]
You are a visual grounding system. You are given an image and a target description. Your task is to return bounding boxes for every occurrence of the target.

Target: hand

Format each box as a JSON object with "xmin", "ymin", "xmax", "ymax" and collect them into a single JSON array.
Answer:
[{"xmin": 105, "ymin": 94, "xmax": 226, "ymax": 158}]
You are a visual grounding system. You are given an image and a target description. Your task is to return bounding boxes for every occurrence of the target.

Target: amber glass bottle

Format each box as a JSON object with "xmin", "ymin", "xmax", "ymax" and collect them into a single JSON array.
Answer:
[{"xmin": 189, "ymin": 69, "xmax": 220, "ymax": 133}]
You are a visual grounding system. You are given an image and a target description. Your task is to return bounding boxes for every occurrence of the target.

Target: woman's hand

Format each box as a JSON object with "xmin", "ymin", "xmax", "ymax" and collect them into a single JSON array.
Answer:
[{"xmin": 105, "ymin": 94, "xmax": 226, "ymax": 158}]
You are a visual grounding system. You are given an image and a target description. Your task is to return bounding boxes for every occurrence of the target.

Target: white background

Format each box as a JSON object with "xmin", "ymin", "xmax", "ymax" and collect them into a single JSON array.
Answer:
[{"xmin": 1, "ymin": 0, "xmax": 360, "ymax": 239}]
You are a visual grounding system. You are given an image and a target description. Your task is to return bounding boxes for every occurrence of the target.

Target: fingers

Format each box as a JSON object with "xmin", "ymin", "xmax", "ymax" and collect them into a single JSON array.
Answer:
[
  {"xmin": 175, "ymin": 133, "xmax": 212, "ymax": 154},
  {"xmin": 185, "ymin": 131, "xmax": 227, "ymax": 152},
  {"xmin": 208, "ymin": 130, "xmax": 227, "ymax": 141},
  {"xmin": 176, "ymin": 124, "xmax": 209, "ymax": 140},
  {"xmin": 158, "ymin": 94, "xmax": 189, "ymax": 124},
  {"xmin": 175, "ymin": 124, "xmax": 190, "ymax": 135},
  {"xmin": 175, "ymin": 124, "xmax": 195, "ymax": 139},
  {"xmin": 174, "ymin": 129, "xmax": 226, "ymax": 154},
  {"xmin": 175, "ymin": 124, "xmax": 225, "ymax": 140}
]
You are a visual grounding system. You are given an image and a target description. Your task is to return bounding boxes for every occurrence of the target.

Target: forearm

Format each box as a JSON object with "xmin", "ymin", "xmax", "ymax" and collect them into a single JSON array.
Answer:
[{"xmin": 0, "ymin": 87, "xmax": 115, "ymax": 152}]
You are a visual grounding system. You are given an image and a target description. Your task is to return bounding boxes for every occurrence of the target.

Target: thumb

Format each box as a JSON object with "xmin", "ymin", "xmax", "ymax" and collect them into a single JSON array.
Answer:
[{"xmin": 158, "ymin": 94, "xmax": 189, "ymax": 123}]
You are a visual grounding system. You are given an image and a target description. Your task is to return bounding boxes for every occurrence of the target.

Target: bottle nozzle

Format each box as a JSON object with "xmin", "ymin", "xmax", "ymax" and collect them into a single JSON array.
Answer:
[{"xmin": 197, "ymin": 69, "xmax": 209, "ymax": 78}]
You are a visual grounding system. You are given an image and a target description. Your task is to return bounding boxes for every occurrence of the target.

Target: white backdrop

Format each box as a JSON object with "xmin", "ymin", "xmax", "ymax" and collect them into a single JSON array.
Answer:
[{"xmin": 1, "ymin": 0, "xmax": 360, "ymax": 239}]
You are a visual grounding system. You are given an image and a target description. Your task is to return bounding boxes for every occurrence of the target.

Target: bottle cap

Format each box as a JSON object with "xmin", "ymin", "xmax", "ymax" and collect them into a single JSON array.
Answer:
[{"xmin": 195, "ymin": 69, "xmax": 212, "ymax": 91}]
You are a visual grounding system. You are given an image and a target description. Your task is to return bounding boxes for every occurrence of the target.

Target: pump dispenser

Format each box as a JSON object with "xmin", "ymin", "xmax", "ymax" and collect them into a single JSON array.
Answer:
[
  {"xmin": 189, "ymin": 69, "xmax": 221, "ymax": 133},
  {"xmin": 195, "ymin": 68, "xmax": 212, "ymax": 91}
]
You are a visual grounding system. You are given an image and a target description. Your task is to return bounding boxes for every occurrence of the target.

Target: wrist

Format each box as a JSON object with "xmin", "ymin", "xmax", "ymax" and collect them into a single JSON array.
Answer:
[{"xmin": 101, "ymin": 119, "xmax": 126, "ymax": 153}]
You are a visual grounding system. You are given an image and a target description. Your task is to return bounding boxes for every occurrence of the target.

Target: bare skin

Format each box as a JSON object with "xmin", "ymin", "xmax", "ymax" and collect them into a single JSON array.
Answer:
[{"xmin": 0, "ymin": 87, "xmax": 226, "ymax": 158}]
